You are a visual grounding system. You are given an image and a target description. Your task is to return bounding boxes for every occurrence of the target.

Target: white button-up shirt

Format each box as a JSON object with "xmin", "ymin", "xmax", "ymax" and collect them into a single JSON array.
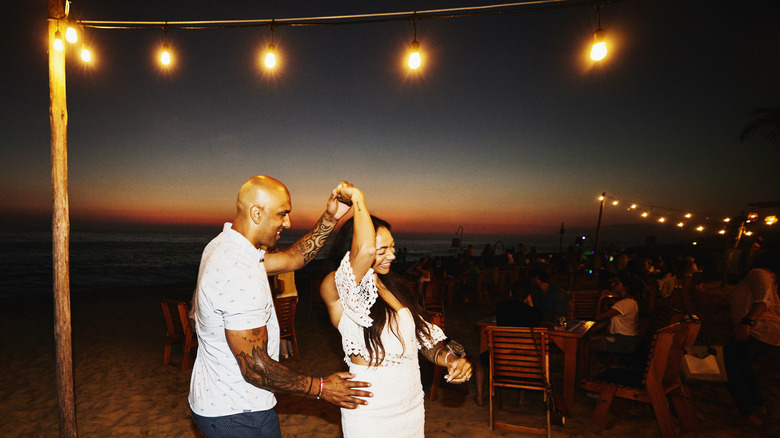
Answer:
[{"xmin": 189, "ymin": 223, "xmax": 280, "ymax": 416}]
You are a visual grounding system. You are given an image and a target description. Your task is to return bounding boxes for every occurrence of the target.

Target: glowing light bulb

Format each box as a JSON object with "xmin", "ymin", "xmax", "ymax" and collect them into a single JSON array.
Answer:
[
  {"xmin": 718, "ymin": 229, "xmax": 726, "ymax": 235},
  {"xmin": 408, "ymin": 41, "xmax": 421, "ymax": 69},
  {"xmin": 745, "ymin": 231, "xmax": 753, "ymax": 236},
  {"xmin": 54, "ymin": 30, "xmax": 64, "ymax": 52},
  {"xmin": 723, "ymin": 218, "xmax": 731, "ymax": 222},
  {"xmin": 612, "ymin": 200, "xmax": 619, "ymax": 206},
  {"xmin": 160, "ymin": 44, "xmax": 171, "ymax": 65},
  {"xmin": 658, "ymin": 217, "xmax": 666, "ymax": 223},
  {"xmin": 696, "ymin": 226, "xmax": 704, "ymax": 231},
  {"xmin": 65, "ymin": 26, "xmax": 78, "ymax": 44},
  {"xmin": 677, "ymin": 222, "xmax": 684, "ymax": 227},
  {"xmin": 590, "ymin": 29, "xmax": 607, "ymax": 61},
  {"xmin": 766, "ymin": 215, "xmax": 778, "ymax": 225},
  {"xmin": 81, "ymin": 46, "xmax": 91, "ymax": 62},
  {"xmin": 641, "ymin": 212, "xmax": 648, "ymax": 217},
  {"xmin": 684, "ymin": 213, "xmax": 692, "ymax": 218},
  {"xmin": 598, "ymin": 195, "xmax": 605, "ymax": 201},
  {"xmin": 264, "ymin": 44, "xmax": 276, "ymax": 69},
  {"xmin": 630, "ymin": 204, "xmax": 637, "ymax": 209}
]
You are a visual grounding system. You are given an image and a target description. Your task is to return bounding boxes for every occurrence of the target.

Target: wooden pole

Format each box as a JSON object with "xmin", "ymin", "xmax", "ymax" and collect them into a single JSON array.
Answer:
[
  {"xmin": 592, "ymin": 192, "xmax": 606, "ymax": 269},
  {"xmin": 48, "ymin": 0, "xmax": 77, "ymax": 436}
]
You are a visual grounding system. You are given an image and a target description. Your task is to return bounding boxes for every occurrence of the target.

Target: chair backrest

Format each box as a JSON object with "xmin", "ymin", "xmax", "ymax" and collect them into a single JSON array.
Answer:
[
  {"xmin": 569, "ymin": 290, "xmax": 600, "ymax": 320},
  {"xmin": 487, "ymin": 326, "xmax": 548, "ymax": 391},
  {"xmin": 640, "ymin": 321, "xmax": 694, "ymax": 387},
  {"xmin": 422, "ymin": 281, "xmax": 445, "ymax": 312},
  {"xmin": 274, "ymin": 296, "xmax": 297, "ymax": 340},
  {"xmin": 161, "ymin": 299, "xmax": 192, "ymax": 340}
]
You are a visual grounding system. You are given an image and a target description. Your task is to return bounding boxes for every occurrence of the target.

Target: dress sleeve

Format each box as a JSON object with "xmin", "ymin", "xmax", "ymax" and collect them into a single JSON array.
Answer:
[
  {"xmin": 418, "ymin": 321, "xmax": 448, "ymax": 350},
  {"xmin": 335, "ymin": 252, "xmax": 378, "ymax": 328}
]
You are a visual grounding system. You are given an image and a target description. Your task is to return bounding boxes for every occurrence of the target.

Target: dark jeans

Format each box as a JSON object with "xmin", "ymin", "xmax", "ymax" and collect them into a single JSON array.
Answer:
[
  {"xmin": 724, "ymin": 334, "xmax": 772, "ymax": 416},
  {"xmin": 191, "ymin": 409, "xmax": 281, "ymax": 438}
]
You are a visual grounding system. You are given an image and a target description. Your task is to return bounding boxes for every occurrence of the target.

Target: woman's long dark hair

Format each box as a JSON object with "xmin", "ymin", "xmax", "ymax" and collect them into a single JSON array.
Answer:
[{"xmin": 328, "ymin": 215, "xmax": 435, "ymax": 366}]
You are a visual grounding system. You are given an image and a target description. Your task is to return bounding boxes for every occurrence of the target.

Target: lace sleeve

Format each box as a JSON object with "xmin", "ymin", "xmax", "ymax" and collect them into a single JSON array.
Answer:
[
  {"xmin": 418, "ymin": 321, "xmax": 447, "ymax": 350},
  {"xmin": 335, "ymin": 252, "xmax": 378, "ymax": 328}
]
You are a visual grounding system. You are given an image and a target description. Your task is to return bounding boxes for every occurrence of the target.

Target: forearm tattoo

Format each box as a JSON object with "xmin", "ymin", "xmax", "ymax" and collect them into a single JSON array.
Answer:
[
  {"xmin": 294, "ymin": 216, "xmax": 335, "ymax": 264},
  {"xmin": 234, "ymin": 328, "xmax": 313, "ymax": 396},
  {"xmin": 421, "ymin": 344, "xmax": 448, "ymax": 366}
]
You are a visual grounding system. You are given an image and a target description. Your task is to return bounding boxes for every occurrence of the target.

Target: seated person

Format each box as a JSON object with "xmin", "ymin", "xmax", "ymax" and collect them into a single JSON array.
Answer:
[
  {"xmin": 528, "ymin": 267, "xmax": 569, "ymax": 319},
  {"xmin": 474, "ymin": 281, "xmax": 542, "ymax": 406},
  {"xmin": 590, "ymin": 270, "xmax": 642, "ymax": 355}
]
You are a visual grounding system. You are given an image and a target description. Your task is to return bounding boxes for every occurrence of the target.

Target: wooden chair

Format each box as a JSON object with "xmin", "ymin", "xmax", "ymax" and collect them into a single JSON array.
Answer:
[
  {"xmin": 581, "ymin": 322, "xmax": 698, "ymax": 438},
  {"xmin": 428, "ymin": 311, "xmax": 446, "ymax": 401},
  {"xmin": 308, "ymin": 279, "xmax": 326, "ymax": 322},
  {"xmin": 569, "ymin": 290, "xmax": 601, "ymax": 320},
  {"xmin": 421, "ymin": 281, "xmax": 446, "ymax": 315},
  {"xmin": 487, "ymin": 326, "xmax": 551, "ymax": 435},
  {"xmin": 274, "ymin": 296, "xmax": 300, "ymax": 362},
  {"xmin": 161, "ymin": 299, "xmax": 198, "ymax": 372}
]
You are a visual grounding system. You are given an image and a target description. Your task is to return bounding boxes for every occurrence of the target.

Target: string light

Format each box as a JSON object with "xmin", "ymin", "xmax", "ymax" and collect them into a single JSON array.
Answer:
[
  {"xmin": 264, "ymin": 24, "xmax": 277, "ymax": 69},
  {"xmin": 160, "ymin": 27, "xmax": 172, "ymax": 66},
  {"xmin": 65, "ymin": 25, "xmax": 78, "ymax": 44},
  {"xmin": 590, "ymin": 3, "xmax": 607, "ymax": 61},
  {"xmin": 80, "ymin": 27, "xmax": 92, "ymax": 62},
  {"xmin": 54, "ymin": 29, "xmax": 64, "ymax": 52},
  {"xmin": 408, "ymin": 18, "xmax": 421, "ymax": 70}
]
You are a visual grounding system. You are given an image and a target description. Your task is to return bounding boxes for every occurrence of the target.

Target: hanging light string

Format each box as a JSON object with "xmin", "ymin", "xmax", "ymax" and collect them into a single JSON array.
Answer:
[
  {"xmin": 75, "ymin": 0, "xmax": 620, "ymax": 30},
  {"xmin": 599, "ymin": 193, "xmax": 778, "ymax": 239}
]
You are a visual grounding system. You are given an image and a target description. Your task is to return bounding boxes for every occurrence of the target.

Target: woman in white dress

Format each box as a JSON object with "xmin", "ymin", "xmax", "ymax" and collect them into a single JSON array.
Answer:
[{"xmin": 320, "ymin": 188, "xmax": 472, "ymax": 438}]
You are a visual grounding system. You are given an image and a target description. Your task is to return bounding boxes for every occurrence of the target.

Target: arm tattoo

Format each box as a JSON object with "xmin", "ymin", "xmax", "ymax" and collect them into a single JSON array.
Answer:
[
  {"xmin": 420, "ymin": 344, "xmax": 447, "ymax": 366},
  {"xmin": 234, "ymin": 328, "xmax": 314, "ymax": 396},
  {"xmin": 293, "ymin": 216, "xmax": 335, "ymax": 264}
]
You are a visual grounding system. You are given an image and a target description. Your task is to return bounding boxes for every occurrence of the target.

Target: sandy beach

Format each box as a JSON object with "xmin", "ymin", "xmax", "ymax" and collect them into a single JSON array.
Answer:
[{"xmin": 2, "ymin": 275, "xmax": 779, "ymax": 437}]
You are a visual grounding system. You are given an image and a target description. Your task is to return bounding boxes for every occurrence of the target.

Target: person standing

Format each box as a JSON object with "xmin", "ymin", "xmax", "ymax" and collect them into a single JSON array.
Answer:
[
  {"xmin": 725, "ymin": 248, "xmax": 780, "ymax": 427},
  {"xmin": 189, "ymin": 175, "xmax": 372, "ymax": 438},
  {"xmin": 320, "ymin": 187, "xmax": 471, "ymax": 437}
]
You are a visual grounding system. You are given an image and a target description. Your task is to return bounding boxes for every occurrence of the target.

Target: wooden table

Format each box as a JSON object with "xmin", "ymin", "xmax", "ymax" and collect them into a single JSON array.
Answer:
[{"xmin": 477, "ymin": 316, "xmax": 595, "ymax": 413}]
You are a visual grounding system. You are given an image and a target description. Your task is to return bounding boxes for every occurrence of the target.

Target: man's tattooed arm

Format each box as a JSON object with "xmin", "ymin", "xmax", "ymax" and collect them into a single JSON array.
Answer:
[
  {"xmin": 227, "ymin": 326, "xmax": 317, "ymax": 396},
  {"xmin": 292, "ymin": 215, "xmax": 336, "ymax": 265}
]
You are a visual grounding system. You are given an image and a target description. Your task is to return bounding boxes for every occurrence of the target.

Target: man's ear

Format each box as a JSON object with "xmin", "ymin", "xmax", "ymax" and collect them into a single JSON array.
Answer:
[{"xmin": 250, "ymin": 204, "xmax": 264, "ymax": 224}]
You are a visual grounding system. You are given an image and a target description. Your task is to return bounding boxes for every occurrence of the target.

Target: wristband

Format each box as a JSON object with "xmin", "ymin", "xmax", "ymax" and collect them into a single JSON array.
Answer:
[
  {"xmin": 317, "ymin": 377, "xmax": 324, "ymax": 399},
  {"xmin": 740, "ymin": 318, "xmax": 757, "ymax": 327},
  {"xmin": 445, "ymin": 351, "xmax": 455, "ymax": 365}
]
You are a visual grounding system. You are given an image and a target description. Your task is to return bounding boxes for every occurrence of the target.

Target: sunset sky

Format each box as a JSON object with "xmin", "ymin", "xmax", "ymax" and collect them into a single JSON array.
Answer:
[{"xmin": 2, "ymin": 0, "xmax": 778, "ymax": 246}]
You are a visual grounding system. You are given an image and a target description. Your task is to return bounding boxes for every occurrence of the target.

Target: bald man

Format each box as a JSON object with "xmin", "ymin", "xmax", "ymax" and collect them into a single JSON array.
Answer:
[{"xmin": 189, "ymin": 175, "xmax": 372, "ymax": 438}]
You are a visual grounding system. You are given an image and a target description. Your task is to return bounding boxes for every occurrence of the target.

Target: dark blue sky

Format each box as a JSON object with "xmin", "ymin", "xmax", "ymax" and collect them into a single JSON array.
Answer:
[{"xmin": 2, "ymin": 0, "xmax": 778, "ymax": 247}]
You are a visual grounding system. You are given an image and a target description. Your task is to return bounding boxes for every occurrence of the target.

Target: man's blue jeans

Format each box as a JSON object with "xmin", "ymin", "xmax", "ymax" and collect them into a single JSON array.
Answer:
[{"xmin": 191, "ymin": 409, "xmax": 282, "ymax": 438}]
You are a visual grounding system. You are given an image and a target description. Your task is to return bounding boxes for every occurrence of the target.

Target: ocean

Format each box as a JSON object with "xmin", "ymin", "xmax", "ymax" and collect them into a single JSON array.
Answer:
[{"xmin": 0, "ymin": 228, "xmax": 563, "ymax": 298}]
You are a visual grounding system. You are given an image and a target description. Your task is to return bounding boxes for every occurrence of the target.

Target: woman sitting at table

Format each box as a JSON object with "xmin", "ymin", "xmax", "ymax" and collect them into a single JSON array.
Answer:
[{"xmin": 590, "ymin": 270, "xmax": 641, "ymax": 355}]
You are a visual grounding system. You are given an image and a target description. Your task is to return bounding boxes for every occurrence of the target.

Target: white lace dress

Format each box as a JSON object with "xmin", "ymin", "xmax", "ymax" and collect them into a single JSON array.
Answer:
[{"xmin": 335, "ymin": 253, "xmax": 446, "ymax": 438}]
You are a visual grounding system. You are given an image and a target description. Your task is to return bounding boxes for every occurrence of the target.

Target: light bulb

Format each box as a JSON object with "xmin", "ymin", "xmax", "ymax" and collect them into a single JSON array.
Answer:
[
  {"xmin": 161, "ymin": 44, "xmax": 171, "ymax": 65},
  {"xmin": 81, "ymin": 46, "xmax": 91, "ymax": 62},
  {"xmin": 590, "ymin": 28, "xmax": 607, "ymax": 61},
  {"xmin": 54, "ymin": 30, "xmax": 64, "ymax": 52},
  {"xmin": 65, "ymin": 26, "xmax": 78, "ymax": 44},
  {"xmin": 408, "ymin": 41, "xmax": 421, "ymax": 69},
  {"xmin": 265, "ymin": 44, "xmax": 276, "ymax": 69}
]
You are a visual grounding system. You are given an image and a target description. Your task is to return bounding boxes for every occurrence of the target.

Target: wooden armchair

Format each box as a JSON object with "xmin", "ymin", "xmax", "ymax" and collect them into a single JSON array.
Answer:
[
  {"xmin": 487, "ymin": 326, "xmax": 551, "ymax": 436},
  {"xmin": 569, "ymin": 290, "xmax": 601, "ymax": 320},
  {"xmin": 274, "ymin": 296, "xmax": 300, "ymax": 362},
  {"xmin": 581, "ymin": 321, "xmax": 698, "ymax": 437},
  {"xmin": 161, "ymin": 299, "xmax": 198, "ymax": 372},
  {"xmin": 421, "ymin": 281, "xmax": 446, "ymax": 315}
]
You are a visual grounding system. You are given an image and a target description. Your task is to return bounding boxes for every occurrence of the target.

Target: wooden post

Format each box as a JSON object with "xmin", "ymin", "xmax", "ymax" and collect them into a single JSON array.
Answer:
[
  {"xmin": 592, "ymin": 192, "xmax": 606, "ymax": 269},
  {"xmin": 48, "ymin": 0, "xmax": 77, "ymax": 436}
]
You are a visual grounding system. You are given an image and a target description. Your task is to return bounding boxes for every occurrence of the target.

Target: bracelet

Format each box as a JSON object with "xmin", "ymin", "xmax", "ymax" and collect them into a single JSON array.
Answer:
[
  {"xmin": 317, "ymin": 377, "xmax": 324, "ymax": 399},
  {"xmin": 445, "ymin": 351, "xmax": 455, "ymax": 365}
]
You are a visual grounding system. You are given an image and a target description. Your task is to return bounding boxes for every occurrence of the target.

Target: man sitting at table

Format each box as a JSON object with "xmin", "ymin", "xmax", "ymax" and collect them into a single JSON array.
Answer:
[
  {"xmin": 528, "ymin": 267, "xmax": 569, "ymax": 319},
  {"xmin": 473, "ymin": 281, "xmax": 542, "ymax": 406}
]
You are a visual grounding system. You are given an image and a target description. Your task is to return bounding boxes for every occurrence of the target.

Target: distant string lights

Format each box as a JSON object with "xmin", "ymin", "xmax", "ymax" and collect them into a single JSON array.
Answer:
[
  {"xmin": 49, "ymin": 0, "xmax": 625, "ymax": 70},
  {"xmin": 598, "ymin": 193, "xmax": 778, "ymax": 242}
]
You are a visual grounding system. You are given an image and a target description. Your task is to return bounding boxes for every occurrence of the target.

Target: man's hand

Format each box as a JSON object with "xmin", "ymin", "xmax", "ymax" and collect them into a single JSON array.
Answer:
[
  {"xmin": 319, "ymin": 371, "xmax": 373, "ymax": 409},
  {"xmin": 324, "ymin": 181, "xmax": 354, "ymax": 223},
  {"xmin": 445, "ymin": 357, "xmax": 473, "ymax": 384},
  {"xmin": 735, "ymin": 324, "xmax": 752, "ymax": 342}
]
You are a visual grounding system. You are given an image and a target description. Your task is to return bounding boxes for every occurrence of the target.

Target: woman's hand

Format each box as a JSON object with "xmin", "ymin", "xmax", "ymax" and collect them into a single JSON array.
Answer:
[{"xmin": 445, "ymin": 357, "xmax": 473, "ymax": 384}]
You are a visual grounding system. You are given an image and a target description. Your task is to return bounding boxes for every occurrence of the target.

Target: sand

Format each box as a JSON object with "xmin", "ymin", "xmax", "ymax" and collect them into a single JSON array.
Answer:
[{"xmin": 1, "ymin": 277, "xmax": 778, "ymax": 437}]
